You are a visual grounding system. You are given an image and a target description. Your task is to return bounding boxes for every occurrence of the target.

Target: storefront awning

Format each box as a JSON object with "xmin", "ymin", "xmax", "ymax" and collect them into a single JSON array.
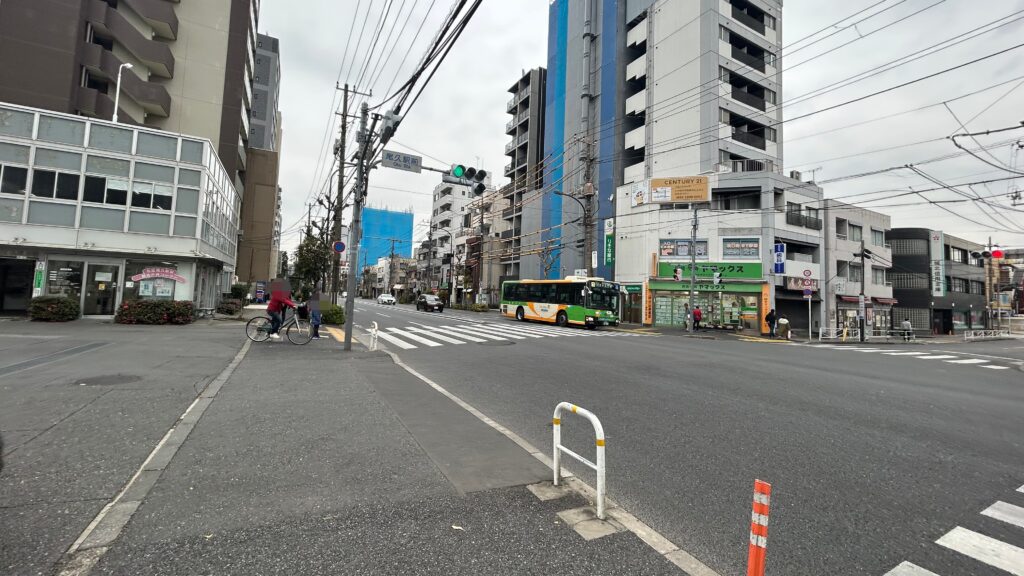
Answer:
[
  {"xmin": 873, "ymin": 297, "xmax": 898, "ymax": 305},
  {"xmin": 393, "ymin": 284, "xmax": 405, "ymax": 290},
  {"xmin": 839, "ymin": 296, "xmax": 861, "ymax": 303}
]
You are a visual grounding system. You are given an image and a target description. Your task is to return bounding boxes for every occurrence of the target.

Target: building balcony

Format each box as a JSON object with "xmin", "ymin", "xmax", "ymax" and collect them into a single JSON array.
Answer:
[
  {"xmin": 506, "ymin": 96, "xmax": 516, "ymax": 112},
  {"xmin": 732, "ymin": 3, "xmax": 766, "ymax": 35},
  {"xmin": 627, "ymin": 18, "xmax": 647, "ymax": 47},
  {"xmin": 624, "ymin": 160, "xmax": 645, "ymax": 184},
  {"xmin": 731, "ymin": 45, "xmax": 765, "ymax": 73},
  {"xmin": 625, "ymin": 125, "xmax": 645, "ymax": 150},
  {"xmin": 504, "ymin": 162, "xmax": 513, "ymax": 175},
  {"xmin": 626, "ymin": 89, "xmax": 647, "ymax": 115},
  {"xmin": 505, "ymin": 140, "xmax": 515, "ymax": 154},
  {"xmin": 728, "ymin": 158, "xmax": 778, "ymax": 173},
  {"xmin": 627, "ymin": 56, "xmax": 647, "ymax": 81},
  {"xmin": 731, "ymin": 86, "xmax": 766, "ymax": 112},
  {"xmin": 785, "ymin": 211, "xmax": 822, "ymax": 230},
  {"xmin": 122, "ymin": 0, "xmax": 179, "ymax": 40},
  {"xmin": 80, "ymin": 42, "xmax": 171, "ymax": 116},
  {"xmin": 506, "ymin": 118, "xmax": 515, "ymax": 134},
  {"xmin": 499, "ymin": 229, "xmax": 516, "ymax": 239},
  {"xmin": 85, "ymin": 0, "xmax": 175, "ymax": 78},
  {"xmin": 731, "ymin": 129, "xmax": 766, "ymax": 150},
  {"xmin": 501, "ymin": 205, "xmax": 521, "ymax": 220}
]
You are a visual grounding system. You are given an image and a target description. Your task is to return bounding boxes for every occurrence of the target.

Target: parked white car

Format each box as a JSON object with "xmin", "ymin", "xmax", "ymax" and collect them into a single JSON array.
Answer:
[{"xmin": 377, "ymin": 294, "xmax": 396, "ymax": 305}]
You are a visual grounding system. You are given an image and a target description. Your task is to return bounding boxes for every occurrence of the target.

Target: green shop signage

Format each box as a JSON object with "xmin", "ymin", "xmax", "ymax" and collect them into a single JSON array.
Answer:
[
  {"xmin": 656, "ymin": 261, "xmax": 762, "ymax": 280},
  {"xmin": 648, "ymin": 281, "xmax": 763, "ymax": 293}
]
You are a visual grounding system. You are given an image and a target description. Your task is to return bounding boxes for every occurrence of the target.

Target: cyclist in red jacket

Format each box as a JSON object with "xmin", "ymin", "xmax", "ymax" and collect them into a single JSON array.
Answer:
[{"xmin": 266, "ymin": 284, "xmax": 297, "ymax": 339}]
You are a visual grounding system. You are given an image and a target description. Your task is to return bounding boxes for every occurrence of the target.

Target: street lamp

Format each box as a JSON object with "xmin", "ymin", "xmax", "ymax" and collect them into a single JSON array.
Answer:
[{"xmin": 112, "ymin": 62, "xmax": 133, "ymax": 124}]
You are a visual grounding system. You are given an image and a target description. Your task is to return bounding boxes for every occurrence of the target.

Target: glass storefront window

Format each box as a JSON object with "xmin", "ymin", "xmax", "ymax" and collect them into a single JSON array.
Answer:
[
  {"xmin": 952, "ymin": 311, "xmax": 969, "ymax": 332},
  {"xmin": 46, "ymin": 260, "xmax": 83, "ymax": 301},
  {"xmin": 123, "ymin": 261, "xmax": 181, "ymax": 301}
]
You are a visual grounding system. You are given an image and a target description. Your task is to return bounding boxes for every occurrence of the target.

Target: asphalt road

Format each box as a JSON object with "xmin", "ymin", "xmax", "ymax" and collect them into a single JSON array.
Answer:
[{"xmin": 349, "ymin": 300, "xmax": 1024, "ymax": 575}]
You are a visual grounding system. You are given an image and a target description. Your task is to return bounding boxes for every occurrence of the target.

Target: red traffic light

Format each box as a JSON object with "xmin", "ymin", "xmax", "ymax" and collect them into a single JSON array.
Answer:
[{"xmin": 991, "ymin": 249, "xmax": 1004, "ymax": 259}]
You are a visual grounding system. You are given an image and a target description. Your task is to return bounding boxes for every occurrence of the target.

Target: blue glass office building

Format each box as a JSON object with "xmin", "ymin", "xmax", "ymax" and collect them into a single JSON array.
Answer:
[{"xmin": 359, "ymin": 207, "xmax": 414, "ymax": 275}]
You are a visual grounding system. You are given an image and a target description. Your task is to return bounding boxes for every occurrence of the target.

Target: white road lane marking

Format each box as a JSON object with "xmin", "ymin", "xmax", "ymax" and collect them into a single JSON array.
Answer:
[
  {"xmin": 373, "ymin": 330, "xmax": 418, "ymax": 350},
  {"xmin": 402, "ymin": 327, "xmax": 468, "ymax": 344},
  {"xmin": 386, "ymin": 328, "xmax": 442, "ymax": 347},
  {"xmin": 410, "ymin": 324, "xmax": 488, "ymax": 343},
  {"xmin": 882, "ymin": 352, "xmax": 928, "ymax": 356},
  {"xmin": 916, "ymin": 355, "xmax": 958, "ymax": 360},
  {"xmin": 883, "ymin": 562, "xmax": 940, "ymax": 576},
  {"xmin": 483, "ymin": 323, "xmax": 566, "ymax": 337},
  {"xmin": 981, "ymin": 501, "xmax": 1024, "ymax": 530},
  {"xmin": 377, "ymin": 313, "xmax": 391, "ymax": 318},
  {"xmin": 981, "ymin": 365, "xmax": 1010, "ymax": 370},
  {"xmin": 936, "ymin": 526, "xmax": 1024, "ymax": 576},
  {"xmin": 945, "ymin": 359, "xmax": 989, "ymax": 364},
  {"xmin": 473, "ymin": 324, "xmax": 543, "ymax": 339}
]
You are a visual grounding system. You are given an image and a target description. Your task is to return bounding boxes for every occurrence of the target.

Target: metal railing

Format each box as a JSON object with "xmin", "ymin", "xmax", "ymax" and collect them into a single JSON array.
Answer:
[
  {"xmin": 819, "ymin": 327, "xmax": 861, "ymax": 341},
  {"xmin": 964, "ymin": 329, "xmax": 1010, "ymax": 341},
  {"xmin": 553, "ymin": 402, "xmax": 607, "ymax": 519}
]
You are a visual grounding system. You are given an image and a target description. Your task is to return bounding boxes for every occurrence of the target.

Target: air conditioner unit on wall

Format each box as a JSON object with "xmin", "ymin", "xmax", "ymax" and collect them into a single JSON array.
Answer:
[{"xmin": 789, "ymin": 170, "xmax": 802, "ymax": 181}]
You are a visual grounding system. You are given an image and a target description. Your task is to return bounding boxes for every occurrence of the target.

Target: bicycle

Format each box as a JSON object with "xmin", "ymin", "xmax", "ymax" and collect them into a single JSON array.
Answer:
[{"xmin": 245, "ymin": 304, "xmax": 314, "ymax": 345}]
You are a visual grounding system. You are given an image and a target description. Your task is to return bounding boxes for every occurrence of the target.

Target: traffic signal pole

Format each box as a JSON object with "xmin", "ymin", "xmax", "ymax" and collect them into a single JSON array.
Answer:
[{"xmin": 330, "ymin": 84, "xmax": 348, "ymax": 305}]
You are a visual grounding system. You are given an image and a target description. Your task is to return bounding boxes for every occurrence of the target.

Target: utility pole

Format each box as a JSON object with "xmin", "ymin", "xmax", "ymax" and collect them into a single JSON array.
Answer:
[
  {"xmin": 427, "ymin": 226, "xmax": 434, "ymax": 292},
  {"xmin": 859, "ymin": 239, "xmax": 867, "ymax": 342},
  {"xmin": 343, "ymin": 102, "xmax": 369, "ymax": 351},
  {"xmin": 330, "ymin": 84, "xmax": 349, "ymax": 305},
  {"xmin": 688, "ymin": 206, "xmax": 697, "ymax": 333},
  {"xmin": 388, "ymin": 238, "xmax": 398, "ymax": 295}
]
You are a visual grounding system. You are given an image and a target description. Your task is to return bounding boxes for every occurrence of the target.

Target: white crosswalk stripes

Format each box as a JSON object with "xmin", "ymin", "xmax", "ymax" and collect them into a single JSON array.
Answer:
[
  {"xmin": 886, "ymin": 482, "xmax": 1024, "ymax": 576},
  {"xmin": 883, "ymin": 562, "xmax": 939, "ymax": 576},
  {"xmin": 362, "ymin": 321, "xmax": 646, "ymax": 350},
  {"xmin": 808, "ymin": 346, "xmax": 1018, "ymax": 372},
  {"xmin": 387, "ymin": 328, "xmax": 442, "ymax": 347},
  {"xmin": 936, "ymin": 527, "xmax": 1024, "ymax": 576}
]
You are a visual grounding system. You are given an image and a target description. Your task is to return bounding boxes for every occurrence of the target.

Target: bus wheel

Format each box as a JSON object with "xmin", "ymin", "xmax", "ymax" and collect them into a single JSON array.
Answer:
[
  {"xmin": 586, "ymin": 324, "xmax": 596, "ymax": 330},
  {"xmin": 556, "ymin": 311, "xmax": 568, "ymax": 327},
  {"xmin": 515, "ymin": 306, "xmax": 525, "ymax": 321}
]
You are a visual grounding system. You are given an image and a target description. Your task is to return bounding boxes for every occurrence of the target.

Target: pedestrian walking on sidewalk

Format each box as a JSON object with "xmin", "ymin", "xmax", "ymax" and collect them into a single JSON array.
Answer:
[
  {"xmin": 900, "ymin": 318, "xmax": 913, "ymax": 342},
  {"xmin": 777, "ymin": 315, "xmax": 791, "ymax": 340},
  {"xmin": 765, "ymin": 308, "xmax": 777, "ymax": 338},
  {"xmin": 693, "ymin": 306, "xmax": 703, "ymax": 331},
  {"xmin": 310, "ymin": 292, "xmax": 323, "ymax": 340}
]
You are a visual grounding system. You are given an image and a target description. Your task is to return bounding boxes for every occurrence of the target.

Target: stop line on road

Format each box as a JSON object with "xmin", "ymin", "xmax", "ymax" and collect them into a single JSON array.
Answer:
[
  {"xmin": 810, "ymin": 346, "xmax": 1016, "ymax": 371},
  {"xmin": 364, "ymin": 321, "xmax": 645, "ymax": 350}
]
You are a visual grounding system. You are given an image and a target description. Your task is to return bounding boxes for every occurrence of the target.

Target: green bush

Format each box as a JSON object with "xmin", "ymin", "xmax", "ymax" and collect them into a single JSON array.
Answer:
[
  {"xmin": 469, "ymin": 304, "xmax": 489, "ymax": 312},
  {"xmin": 216, "ymin": 298, "xmax": 243, "ymax": 315},
  {"xmin": 115, "ymin": 300, "xmax": 195, "ymax": 325},
  {"xmin": 29, "ymin": 296, "xmax": 80, "ymax": 322},
  {"xmin": 229, "ymin": 283, "xmax": 249, "ymax": 300},
  {"xmin": 320, "ymin": 303, "xmax": 345, "ymax": 325},
  {"xmin": 398, "ymin": 293, "xmax": 415, "ymax": 305}
]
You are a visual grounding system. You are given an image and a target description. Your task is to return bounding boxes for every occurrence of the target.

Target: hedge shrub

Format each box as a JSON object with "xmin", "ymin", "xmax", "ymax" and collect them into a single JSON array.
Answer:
[
  {"xmin": 229, "ymin": 283, "xmax": 249, "ymax": 300},
  {"xmin": 320, "ymin": 303, "xmax": 345, "ymax": 326},
  {"xmin": 29, "ymin": 296, "xmax": 80, "ymax": 322},
  {"xmin": 115, "ymin": 300, "xmax": 195, "ymax": 325},
  {"xmin": 216, "ymin": 298, "xmax": 243, "ymax": 315}
]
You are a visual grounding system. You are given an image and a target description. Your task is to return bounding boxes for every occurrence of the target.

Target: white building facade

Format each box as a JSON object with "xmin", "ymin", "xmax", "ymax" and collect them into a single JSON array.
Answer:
[
  {"xmin": 821, "ymin": 200, "xmax": 894, "ymax": 332},
  {"xmin": 0, "ymin": 103, "xmax": 240, "ymax": 316}
]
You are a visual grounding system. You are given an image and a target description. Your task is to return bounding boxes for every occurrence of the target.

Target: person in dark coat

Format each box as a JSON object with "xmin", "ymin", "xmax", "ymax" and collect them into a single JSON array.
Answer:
[{"xmin": 765, "ymin": 308, "xmax": 777, "ymax": 338}]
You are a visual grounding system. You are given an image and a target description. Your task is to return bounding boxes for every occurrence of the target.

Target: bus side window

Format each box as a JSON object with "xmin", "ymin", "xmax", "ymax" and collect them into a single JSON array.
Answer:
[
  {"xmin": 502, "ymin": 284, "xmax": 512, "ymax": 301},
  {"xmin": 514, "ymin": 284, "xmax": 526, "ymax": 302}
]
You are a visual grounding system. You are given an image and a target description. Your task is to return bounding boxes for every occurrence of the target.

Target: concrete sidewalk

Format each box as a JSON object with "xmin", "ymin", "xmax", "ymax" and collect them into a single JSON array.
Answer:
[{"xmin": 73, "ymin": 335, "xmax": 683, "ymax": 575}]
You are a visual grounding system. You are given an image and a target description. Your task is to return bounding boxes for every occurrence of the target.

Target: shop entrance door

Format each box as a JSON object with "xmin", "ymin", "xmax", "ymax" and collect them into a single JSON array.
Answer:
[
  {"xmin": 0, "ymin": 258, "xmax": 35, "ymax": 313},
  {"xmin": 82, "ymin": 264, "xmax": 120, "ymax": 316}
]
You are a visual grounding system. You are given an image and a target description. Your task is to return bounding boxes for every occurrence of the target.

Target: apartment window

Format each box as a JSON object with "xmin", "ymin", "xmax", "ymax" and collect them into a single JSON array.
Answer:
[
  {"xmin": 890, "ymin": 238, "xmax": 927, "ymax": 255},
  {"xmin": 765, "ymin": 126, "xmax": 777, "ymax": 143},
  {"xmin": 805, "ymin": 207, "xmax": 819, "ymax": 220},
  {"xmin": 0, "ymin": 164, "xmax": 28, "ymax": 195},
  {"xmin": 849, "ymin": 224, "xmax": 863, "ymax": 242},
  {"xmin": 719, "ymin": 108, "xmax": 731, "ymax": 124},
  {"xmin": 871, "ymin": 229, "xmax": 886, "ymax": 247},
  {"xmin": 83, "ymin": 176, "xmax": 128, "ymax": 206},
  {"xmin": 950, "ymin": 247, "xmax": 968, "ymax": 264},
  {"xmin": 89, "ymin": 125, "xmax": 133, "ymax": 153},
  {"xmin": 950, "ymin": 277, "xmax": 969, "ymax": 293},
  {"xmin": 971, "ymin": 280, "xmax": 985, "ymax": 295},
  {"xmin": 719, "ymin": 26, "xmax": 731, "ymax": 42},
  {"xmin": 37, "ymin": 116, "xmax": 85, "ymax": 146},
  {"xmin": 0, "ymin": 107, "xmax": 35, "ymax": 138},
  {"xmin": 837, "ymin": 261, "xmax": 849, "ymax": 278},
  {"xmin": 764, "ymin": 51, "xmax": 777, "ymax": 68},
  {"xmin": 787, "ymin": 202, "xmax": 801, "ymax": 213},
  {"xmin": 31, "ymin": 170, "xmax": 80, "ymax": 201},
  {"xmin": 849, "ymin": 263, "xmax": 863, "ymax": 282},
  {"xmin": 719, "ymin": 67, "xmax": 731, "ymax": 82},
  {"xmin": 872, "ymin": 267, "xmax": 888, "ymax": 285},
  {"xmin": 765, "ymin": 14, "xmax": 777, "ymax": 30},
  {"xmin": 764, "ymin": 88, "xmax": 777, "ymax": 105}
]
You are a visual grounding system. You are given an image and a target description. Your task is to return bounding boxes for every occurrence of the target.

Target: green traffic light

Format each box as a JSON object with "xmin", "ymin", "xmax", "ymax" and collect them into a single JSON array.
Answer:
[{"xmin": 452, "ymin": 165, "xmax": 466, "ymax": 178}]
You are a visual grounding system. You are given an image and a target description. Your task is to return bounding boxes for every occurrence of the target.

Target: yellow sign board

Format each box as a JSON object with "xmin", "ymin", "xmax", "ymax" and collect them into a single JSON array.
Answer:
[{"xmin": 650, "ymin": 176, "xmax": 710, "ymax": 203}]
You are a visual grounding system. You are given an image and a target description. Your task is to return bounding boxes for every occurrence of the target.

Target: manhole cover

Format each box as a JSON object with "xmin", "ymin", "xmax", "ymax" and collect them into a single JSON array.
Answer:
[
  {"xmin": 478, "ymin": 340, "xmax": 514, "ymax": 346},
  {"xmin": 74, "ymin": 374, "xmax": 142, "ymax": 386}
]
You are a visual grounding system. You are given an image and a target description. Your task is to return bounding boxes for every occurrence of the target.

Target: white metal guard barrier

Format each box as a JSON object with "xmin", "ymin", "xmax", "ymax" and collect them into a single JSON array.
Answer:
[
  {"xmin": 818, "ymin": 327, "xmax": 860, "ymax": 341},
  {"xmin": 964, "ymin": 329, "xmax": 1010, "ymax": 341},
  {"xmin": 552, "ymin": 402, "xmax": 606, "ymax": 519},
  {"xmin": 369, "ymin": 321, "xmax": 379, "ymax": 351}
]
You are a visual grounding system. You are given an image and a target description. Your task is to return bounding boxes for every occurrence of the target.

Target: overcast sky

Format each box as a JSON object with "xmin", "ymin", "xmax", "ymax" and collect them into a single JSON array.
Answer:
[{"xmin": 261, "ymin": 0, "xmax": 1024, "ymax": 255}]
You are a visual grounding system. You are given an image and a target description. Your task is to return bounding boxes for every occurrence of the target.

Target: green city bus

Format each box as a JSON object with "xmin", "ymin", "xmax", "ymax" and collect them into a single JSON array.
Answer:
[{"xmin": 500, "ymin": 278, "xmax": 620, "ymax": 328}]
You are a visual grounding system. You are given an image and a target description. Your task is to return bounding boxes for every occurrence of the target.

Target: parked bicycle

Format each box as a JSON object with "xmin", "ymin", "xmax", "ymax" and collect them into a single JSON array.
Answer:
[{"xmin": 245, "ymin": 303, "xmax": 313, "ymax": 345}]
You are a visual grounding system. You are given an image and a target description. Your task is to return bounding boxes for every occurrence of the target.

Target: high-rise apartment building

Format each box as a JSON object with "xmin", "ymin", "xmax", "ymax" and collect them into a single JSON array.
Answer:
[
  {"xmin": 547, "ymin": 0, "xmax": 824, "ymax": 333},
  {"xmin": 500, "ymin": 68, "xmax": 546, "ymax": 281},
  {"xmin": 250, "ymin": 33, "xmax": 281, "ymax": 151},
  {"xmin": 360, "ymin": 206, "xmax": 414, "ymax": 278},
  {"xmin": 0, "ymin": 0, "xmax": 259, "ymax": 191}
]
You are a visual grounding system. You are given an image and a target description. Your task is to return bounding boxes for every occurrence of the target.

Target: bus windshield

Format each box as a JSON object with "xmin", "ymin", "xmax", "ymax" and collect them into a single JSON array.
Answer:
[{"xmin": 587, "ymin": 283, "xmax": 618, "ymax": 311}]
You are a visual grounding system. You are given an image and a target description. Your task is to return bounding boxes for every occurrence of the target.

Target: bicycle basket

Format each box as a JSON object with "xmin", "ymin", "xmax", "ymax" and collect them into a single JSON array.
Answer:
[{"xmin": 297, "ymin": 304, "xmax": 309, "ymax": 320}]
